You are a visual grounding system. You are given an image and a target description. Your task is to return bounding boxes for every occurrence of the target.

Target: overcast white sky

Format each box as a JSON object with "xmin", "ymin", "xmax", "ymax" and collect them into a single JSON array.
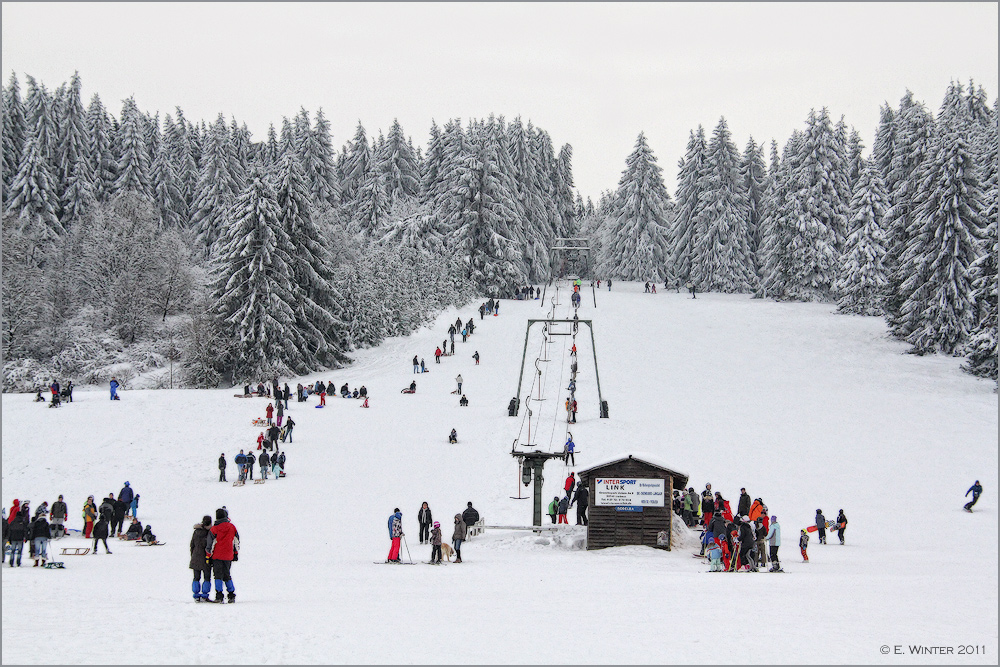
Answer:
[{"xmin": 2, "ymin": 2, "xmax": 997, "ymax": 200}]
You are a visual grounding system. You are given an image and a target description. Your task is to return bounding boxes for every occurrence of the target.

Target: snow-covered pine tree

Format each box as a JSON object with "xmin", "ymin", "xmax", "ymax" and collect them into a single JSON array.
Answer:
[
  {"xmin": 447, "ymin": 129, "xmax": 527, "ymax": 297},
  {"xmin": 23, "ymin": 76, "xmax": 57, "ymax": 170},
  {"xmin": 554, "ymin": 144, "xmax": 577, "ymax": 239},
  {"xmin": 2, "ymin": 73, "xmax": 27, "ymax": 198},
  {"xmin": 304, "ymin": 108, "xmax": 339, "ymax": 209},
  {"xmin": 54, "ymin": 72, "xmax": 91, "ymax": 220},
  {"xmin": 846, "ymin": 129, "xmax": 865, "ymax": 195},
  {"xmin": 757, "ymin": 132, "xmax": 806, "ymax": 299},
  {"xmin": 211, "ymin": 167, "xmax": 298, "ymax": 380},
  {"xmin": 963, "ymin": 213, "xmax": 997, "ymax": 380},
  {"xmin": 506, "ymin": 117, "xmax": 549, "ymax": 282},
  {"xmin": 693, "ymin": 118, "xmax": 754, "ymax": 292},
  {"xmin": 836, "ymin": 164, "xmax": 890, "ymax": 315},
  {"xmin": 599, "ymin": 132, "xmax": 670, "ymax": 281},
  {"xmin": 379, "ymin": 118, "xmax": 421, "ymax": 210},
  {"xmin": 898, "ymin": 131, "xmax": 986, "ymax": 354},
  {"xmin": 341, "ymin": 122, "xmax": 371, "ymax": 206},
  {"xmin": 274, "ymin": 153, "xmax": 349, "ymax": 370},
  {"xmin": 740, "ymin": 135, "xmax": 767, "ymax": 271},
  {"xmin": 5, "ymin": 134, "xmax": 63, "ymax": 240},
  {"xmin": 352, "ymin": 158, "xmax": 390, "ymax": 238},
  {"xmin": 191, "ymin": 114, "xmax": 241, "ymax": 250},
  {"xmin": 87, "ymin": 94, "xmax": 118, "ymax": 201},
  {"xmin": 150, "ymin": 130, "xmax": 186, "ymax": 229},
  {"xmin": 670, "ymin": 126, "xmax": 707, "ymax": 282},
  {"xmin": 170, "ymin": 108, "xmax": 199, "ymax": 208},
  {"xmin": 60, "ymin": 153, "xmax": 96, "ymax": 227},
  {"xmin": 113, "ymin": 97, "xmax": 151, "ymax": 197},
  {"xmin": 871, "ymin": 103, "xmax": 896, "ymax": 186},
  {"xmin": 421, "ymin": 119, "xmax": 445, "ymax": 205}
]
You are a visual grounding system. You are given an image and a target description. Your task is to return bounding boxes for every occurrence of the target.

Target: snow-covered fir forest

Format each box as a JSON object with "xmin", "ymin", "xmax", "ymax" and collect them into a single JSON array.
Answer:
[{"xmin": 2, "ymin": 73, "xmax": 996, "ymax": 389}]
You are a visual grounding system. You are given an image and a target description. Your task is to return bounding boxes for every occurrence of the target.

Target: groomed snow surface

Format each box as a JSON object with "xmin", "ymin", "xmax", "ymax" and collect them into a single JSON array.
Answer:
[{"xmin": 2, "ymin": 282, "xmax": 997, "ymax": 665}]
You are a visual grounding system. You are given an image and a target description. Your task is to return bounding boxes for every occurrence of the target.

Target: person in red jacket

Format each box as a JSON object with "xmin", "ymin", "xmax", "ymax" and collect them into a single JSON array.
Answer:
[
  {"xmin": 265, "ymin": 403, "xmax": 274, "ymax": 425},
  {"xmin": 564, "ymin": 472, "xmax": 576, "ymax": 498},
  {"xmin": 435, "ymin": 347, "xmax": 442, "ymax": 364},
  {"xmin": 207, "ymin": 508, "xmax": 239, "ymax": 603}
]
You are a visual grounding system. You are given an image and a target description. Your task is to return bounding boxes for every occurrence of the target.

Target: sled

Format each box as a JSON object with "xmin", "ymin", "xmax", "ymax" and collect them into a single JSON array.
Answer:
[
  {"xmin": 233, "ymin": 394, "xmax": 258, "ymax": 398},
  {"xmin": 253, "ymin": 479, "xmax": 265, "ymax": 485},
  {"xmin": 135, "ymin": 541, "xmax": 165, "ymax": 546},
  {"xmin": 450, "ymin": 390, "xmax": 461, "ymax": 394},
  {"xmin": 43, "ymin": 561, "xmax": 65, "ymax": 569},
  {"xmin": 232, "ymin": 481, "xmax": 245, "ymax": 487},
  {"xmin": 251, "ymin": 418, "xmax": 268, "ymax": 427},
  {"xmin": 400, "ymin": 389, "xmax": 415, "ymax": 394}
]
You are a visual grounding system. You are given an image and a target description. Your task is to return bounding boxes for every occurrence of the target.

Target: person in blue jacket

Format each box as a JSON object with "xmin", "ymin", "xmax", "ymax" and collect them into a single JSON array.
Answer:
[
  {"xmin": 766, "ymin": 516, "xmax": 782, "ymax": 572},
  {"xmin": 565, "ymin": 435, "xmax": 576, "ymax": 466},
  {"xmin": 118, "ymin": 482, "xmax": 134, "ymax": 507},
  {"xmin": 109, "ymin": 377, "xmax": 120, "ymax": 400},
  {"xmin": 386, "ymin": 509, "xmax": 403, "ymax": 562},
  {"xmin": 965, "ymin": 481, "xmax": 983, "ymax": 512}
]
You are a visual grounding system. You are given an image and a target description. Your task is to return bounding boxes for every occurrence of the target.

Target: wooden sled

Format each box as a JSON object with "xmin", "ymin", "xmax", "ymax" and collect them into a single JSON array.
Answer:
[
  {"xmin": 233, "ymin": 481, "xmax": 245, "ymax": 487},
  {"xmin": 60, "ymin": 547, "xmax": 89, "ymax": 555},
  {"xmin": 253, "ymin": 479, "xmax": 266, "ymax": 484}
]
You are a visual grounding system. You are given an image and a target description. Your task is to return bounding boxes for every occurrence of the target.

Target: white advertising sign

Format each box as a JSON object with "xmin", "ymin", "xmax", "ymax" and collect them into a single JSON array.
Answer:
[{"xmin": 594, "ymin": 478, "xmax": 664, "ymax": 508}]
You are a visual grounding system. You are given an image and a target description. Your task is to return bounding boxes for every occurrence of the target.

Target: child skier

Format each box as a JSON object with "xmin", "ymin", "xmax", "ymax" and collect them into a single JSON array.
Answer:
[
  {"xmin": 708, "ymin": 538, "xmax": 724, "ymax": 572},
  {"xmin": 800, "ymin": 529, "xmax": 810, "ymax": 562}
]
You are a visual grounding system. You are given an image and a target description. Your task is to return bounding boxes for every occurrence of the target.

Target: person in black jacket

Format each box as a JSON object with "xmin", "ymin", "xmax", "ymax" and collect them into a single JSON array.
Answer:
[
  {"xmin": 573, "ymin": 481, "xmax": 589, "ymax": 526},
  {"xmin": 815, "ymin": 509, "xmax": 827, "ymax": 545},
  {"xmin": 462, "ymin": 502, "xmax": 479, "ymax": 531},
  {"xmin": 259, "ymin": 451, "xmax": 270, "ymax": 479},
  {"xmin": 282, "ymin": 417, "xmax": 294, "ymax": 443},
  {"xmin": 93, "ymin": 516, "xmax": 112, "ymax": 554},
  {"xmin": 267, "ymin": 424, "xmax": 281, "ymax": 449},
  {"xmin": 112, "ymin": 499, "xmax": 128, "ymax": 537},
  {"xmin": 49, "ymin": 495, "xmax": 68, "ymax": 538},
  {"xmin": 418, "ymin": 502, "xmax": 433, "ymax": 544},
  {"xmin": 190, "ymin": 516, "xmax": 212, "ymax": 601},
  {"xmin": 835, "ymin": 510, "xmax": 848, "ymax": 544},
  {"xmin": 141, "ymin": 525, "xmax": 156, "ymax": 544},
  {"xmin": 738, "ymin": 517, "xmax": 757, "ymax": 571},
  {"xmin": 709, "ymin": 512, "xmax": 728, "ymax": 554},
  {"xmin": 701, "ymin": 492, "xmax": 715, "ymax": 528},
  {"xmin": 30, "ymin": 514, "xmax": 50, "ymax": 565},
  {"xmin": 124, "ymin": 518, "xmax": 143, "ymax": 540},
  {"xmin": 737, "ymin": 489, "xmax": 751, "ymax": 518},
  {"xmin": 219, "ymin": 454, "xmax": 227, "ymax": 482},
  {"xmin": 245, "ymin": 451, "xmax": 256, "ymax": 480},
  {"xmin": 283, "ymin": 383, "xmax": 290, "ymax": 409},
  {"xmin": 8, "ymin": 516, "xmax": 27, "ymax": 566}
]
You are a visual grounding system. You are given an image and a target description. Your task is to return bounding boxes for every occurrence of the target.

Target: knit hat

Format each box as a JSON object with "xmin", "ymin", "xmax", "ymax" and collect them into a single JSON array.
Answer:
[
  {"xmin": 215, "ymin": 508, "xmax": 228, "ymax": 521},
  {"xmin": 202, "ymin": 516, "xmax": 212, "ymax": 527},
  {"xmin": 433, "ymin": 521, "xmax": 440, "ymax": 528}
]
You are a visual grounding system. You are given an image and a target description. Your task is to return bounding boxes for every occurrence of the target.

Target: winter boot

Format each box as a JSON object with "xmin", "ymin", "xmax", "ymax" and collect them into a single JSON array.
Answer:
[
  {"xmin": 454, "ymin": 557, "xmax": 462, "ymax": 563},
  {"xmin": 227, "ymin": 592, "xmax": 236, "ymax": 604},
  {"xmin": 215, "ymin": 591, "xmax": 225, "ymax": 604}
]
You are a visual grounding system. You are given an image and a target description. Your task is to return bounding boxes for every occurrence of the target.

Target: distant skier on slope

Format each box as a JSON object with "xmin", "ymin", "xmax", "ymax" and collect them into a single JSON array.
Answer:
[{"xmin": 965, "ymin": 481, "xmax": 982, "ymax": 512}]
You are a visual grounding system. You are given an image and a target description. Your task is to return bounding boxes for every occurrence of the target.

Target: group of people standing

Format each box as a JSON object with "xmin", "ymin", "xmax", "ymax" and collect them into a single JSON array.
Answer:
[
  {"xmin": 221, "ymin": 450, "xmax": 286, "ymax": 483},
  {"xmin": 189, "ymin": 507, "xmax": 239, "ymax": 603},
  {"xmin": 548, "ymin": 472, "xmax": 589, "ymax": 526},
  {"xmin": 395, "ymin": 502, "xmax": 481, "ymax": 564}
]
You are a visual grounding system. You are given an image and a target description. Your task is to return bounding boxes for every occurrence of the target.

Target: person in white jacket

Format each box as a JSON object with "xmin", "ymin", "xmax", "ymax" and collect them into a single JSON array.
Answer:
[
  {"xmin": 766, "ymin": 516, "xmax": 782, "ymax": 572},
  {"xmin": 456, "ymin": 374, "xmax": 463, "ymax": 394}
]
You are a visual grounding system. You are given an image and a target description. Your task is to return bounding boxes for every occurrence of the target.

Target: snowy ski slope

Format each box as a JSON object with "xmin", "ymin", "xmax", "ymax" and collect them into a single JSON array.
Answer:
[{"xmin": 2, "ymin": 282, "xmax": 996, "ymax": 664}]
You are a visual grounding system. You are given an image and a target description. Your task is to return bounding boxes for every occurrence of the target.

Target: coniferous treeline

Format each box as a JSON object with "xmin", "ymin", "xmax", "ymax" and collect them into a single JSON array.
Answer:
[
  {"xmin": 585, "ymin": 81, "xmax": 997, "ymax": 380},
  {"xmin": 2, "ymin": 72, "xmax": 575, "ymax": 387}
]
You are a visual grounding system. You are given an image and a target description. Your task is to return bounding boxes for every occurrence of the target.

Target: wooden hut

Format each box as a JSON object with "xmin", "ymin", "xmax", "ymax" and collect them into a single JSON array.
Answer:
[{"xmin": 577, "ymin": 454, "xmax": 689, "ymax": 551}]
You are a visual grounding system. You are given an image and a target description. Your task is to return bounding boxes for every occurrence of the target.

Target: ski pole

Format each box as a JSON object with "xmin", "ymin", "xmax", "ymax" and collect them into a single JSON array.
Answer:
[{"xmin": 402, "ymin": 533, "xmax": 413, "ymax": 564}]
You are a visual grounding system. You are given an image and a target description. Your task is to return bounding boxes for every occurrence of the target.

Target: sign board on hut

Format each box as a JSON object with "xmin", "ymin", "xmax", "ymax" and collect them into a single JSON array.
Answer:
[{"xmin": 578, "ymin": 455, "xmax": 688, "ymax": 551}]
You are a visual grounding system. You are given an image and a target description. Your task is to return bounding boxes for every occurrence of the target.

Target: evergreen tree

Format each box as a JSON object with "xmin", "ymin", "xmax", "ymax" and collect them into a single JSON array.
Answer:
[
  {"xmin": 352, "ymin": 159, "xmax": 390, "ymax": 238},
  {"xmin": 150, "ymin": 131, "xmax": 186, "ymax": 229},
  {"xmin": 303, "ymin": 108, "xmax": 339, "ymax": 208},
  {"xmin": 379, "ymin": 118, "xmax": 421, "ymax": 209},
  {"xmin": 599, "ymin": 132, "xmax": 670, "ymax": 281},
  {"xmin": 275, "ymin": 153, "xmax": 349, "ymax": 370},
  {"xmin": 60, "ymin": 153, "xmax": 96, "ymax": 226},
  {"xmin": 694, "ymin": 118, "xmax": 754, "ymax": 292},
  {"xmin": 191, "ymin": 115, "xmax": 241, "ymax": 249},
  {"xmin": 836, "ymin": 164, "xmax": 890, "ymax": 315},
  {"xmin": 898, "ymin": 132, "xmax": 985, "ymax": 354},
  {"xmin": 846, "ymin": 129, "xmax": 865, "ymax": 194},
  {"xmin": 964, "ymin": 214, "xmax": 997, "ymax": 380},
  {"xmin": 5, "ymin": 133, "xmax": 63, "ymax": 239},
  {"xmin": 670, "ymin": 126, "xmax": 707, "ymax": 281},
  {"xmin": 113, "ymin": 97, "xmax": 151, "ymax": 197},
  {"xmin": 740, "ymin": 135, "xmax": 767, "ymax": 270},
  {"xmin": 211, "ymin": 168, "xmax": 297, "ymax": 380},
  {"xmin": 341, "ymin": 122, "xmax": 371, "ymax": 205},
  {"xmin": 87, "ymin": 94, "xmax": 117, "ymax": 201},
  {"xmin": 2, "ymin": 73, "xmax": 27, "ymax": 197},
  {"xmin": 421, "ymin": 119, "xmax": 445, "ymax": 204},
  {"xmin": 170, "ymin": 108, "xmax": 199, "ymax": 208},
  {"xmin": 871, "ymin": 103, "xmax": 896, "ymax": 185},
  {"xmin": 54, "ymin": 71, "xmax": 91, "ymax": 222}
]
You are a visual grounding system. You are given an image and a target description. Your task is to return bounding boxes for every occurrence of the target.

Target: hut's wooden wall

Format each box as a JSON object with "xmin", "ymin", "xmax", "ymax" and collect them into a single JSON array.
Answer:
[{"xmin": 582, "ymin": 458, "xmax": 676, "ymax": 551}]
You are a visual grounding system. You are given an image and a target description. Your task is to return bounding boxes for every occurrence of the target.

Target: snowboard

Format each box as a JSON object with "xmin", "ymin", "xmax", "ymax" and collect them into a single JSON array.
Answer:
[
  {"xmin": 374, "ymin": 561, "xmax": 417, "ymax": 565},
  {"xmin": 806, "ymin": 521, "xmax": 830, "ymax": 533}
]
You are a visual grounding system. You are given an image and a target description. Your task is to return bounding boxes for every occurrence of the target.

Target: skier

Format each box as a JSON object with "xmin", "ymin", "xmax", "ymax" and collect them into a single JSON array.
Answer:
[
  {"xmin": 93, "ymin": 515, "xmax": 112, "ymax": 554},
  {"xmin": 462, "ymin": 501, "xmax": 479, "ymax": 530},
  {"xmin": 644, "ymin": 282, "xmax": 650, "ymax": 293},
  {"xmin": 456, "ymin": 374, "xmax": 463, "ymax": 394},
  {"xmin": 461, "ymin": 328, "xmax": 467, "ymax": 342},
  {"xmin": 799, "ymin": 528, "xmax": 809, "ymax": 562},
  {"xmin": 265, "ymin": 403, "xmax": 274, "ymax": 425},
  {"xmin": 494, "ymin": 301, "xmax": 500, "ymax": 316},
  {"xmin": 435, "ymin": 347, "xmax": 442, "ymax": 364},
  {"xmin": 573, "ymin": 480, "xmax": 589, "ymax": 526},
  {"xmin": 430, "ymin": 521, "xmax": 443, "ymax": 564},
  {"xmin": 708, "ymin": 538, "xmax": 724, "ymax": 572},
  {"xmin": 452, "ymin": 514, "xmax": 466, "ymax": 563},
  {"xmin": 701, "ymin": 492, "xmax": 715, "ymax": 529},
  {"xmin": 473, "ymin": 351, "xmax": 480, "ymax": 365},
  {"xmin": 834, "ymin": 510, "xmax": 847, "ymax": 544},
  {"xmin": 418, "ymin": 502, "xmax": 433, "ymax": 545},
  {"xmin": 651, "ymin": 283, "xmax": 657, "ymax": 294},
  {"xmin": 207, "ymin": 508, "xmax": 239, "ymax": 603},
  {"xmin": 557, "ymin": 495, "xmax": 570, "ymax": 524},
  {"xmin": 738, "ymin": 515, "xmax": 756, "ymax": 571},
  {"xmin": 83, "ymin": 496, "xmax": 97, "ymax": 538},
  {"xmin": 190, "ymin": 515, "xmax": 212, "ymax": 602},
  {"xmin": 318, "ymin": 381, "xmax": 327, "ymax": 406},
  {"xmin": 109, "ymin": 377, "xmax": 120, "ymax": 400},
  {"xmin": 459, "ymin": 395, "xmax": 468, "ymax": 406},
  {"xmin": 565, "ymin": 435, "xmax": 575, "ymax": 466},
  {"xmin": 49, "ymin": 495, "xmax": 67, "ymax": 538},
  {"xmin": 387, "ymin": 508, "xmax": 403, "ymax": 562},
  {"xmin": 607, "ymin": 279, "xmax": 612, "ymax": 291},
  {"xmin": 548, "ymin": 496, "xmax": 559, "ymax": 524},
  {"xmin": 276, "ymin": 451, "xmax": 286, "ymax": 477},
  {"xmin": 737, "ymin": 488, "xmax": 751, "ymax": 518},
  {"xmin": 564, "ymin": 472, "xmax": 576, "ymax": 499},
  {"xmin": 570, "ymin": 399, "xmax": 578, "ymax": 424},
  {"xmin": 815, "ymin": 509, "xmax": 827, "ymax": 544},
  {"xmin": 755, "ymin": 516, "xmax": 768, "ymax": 568},
  {"xmin": 965, "ymin": 481, "xmax": 982, "ymax": 512},
  {"xmin": 219, "ymin": 453, "xmax": 227, "ymax": 482}
]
